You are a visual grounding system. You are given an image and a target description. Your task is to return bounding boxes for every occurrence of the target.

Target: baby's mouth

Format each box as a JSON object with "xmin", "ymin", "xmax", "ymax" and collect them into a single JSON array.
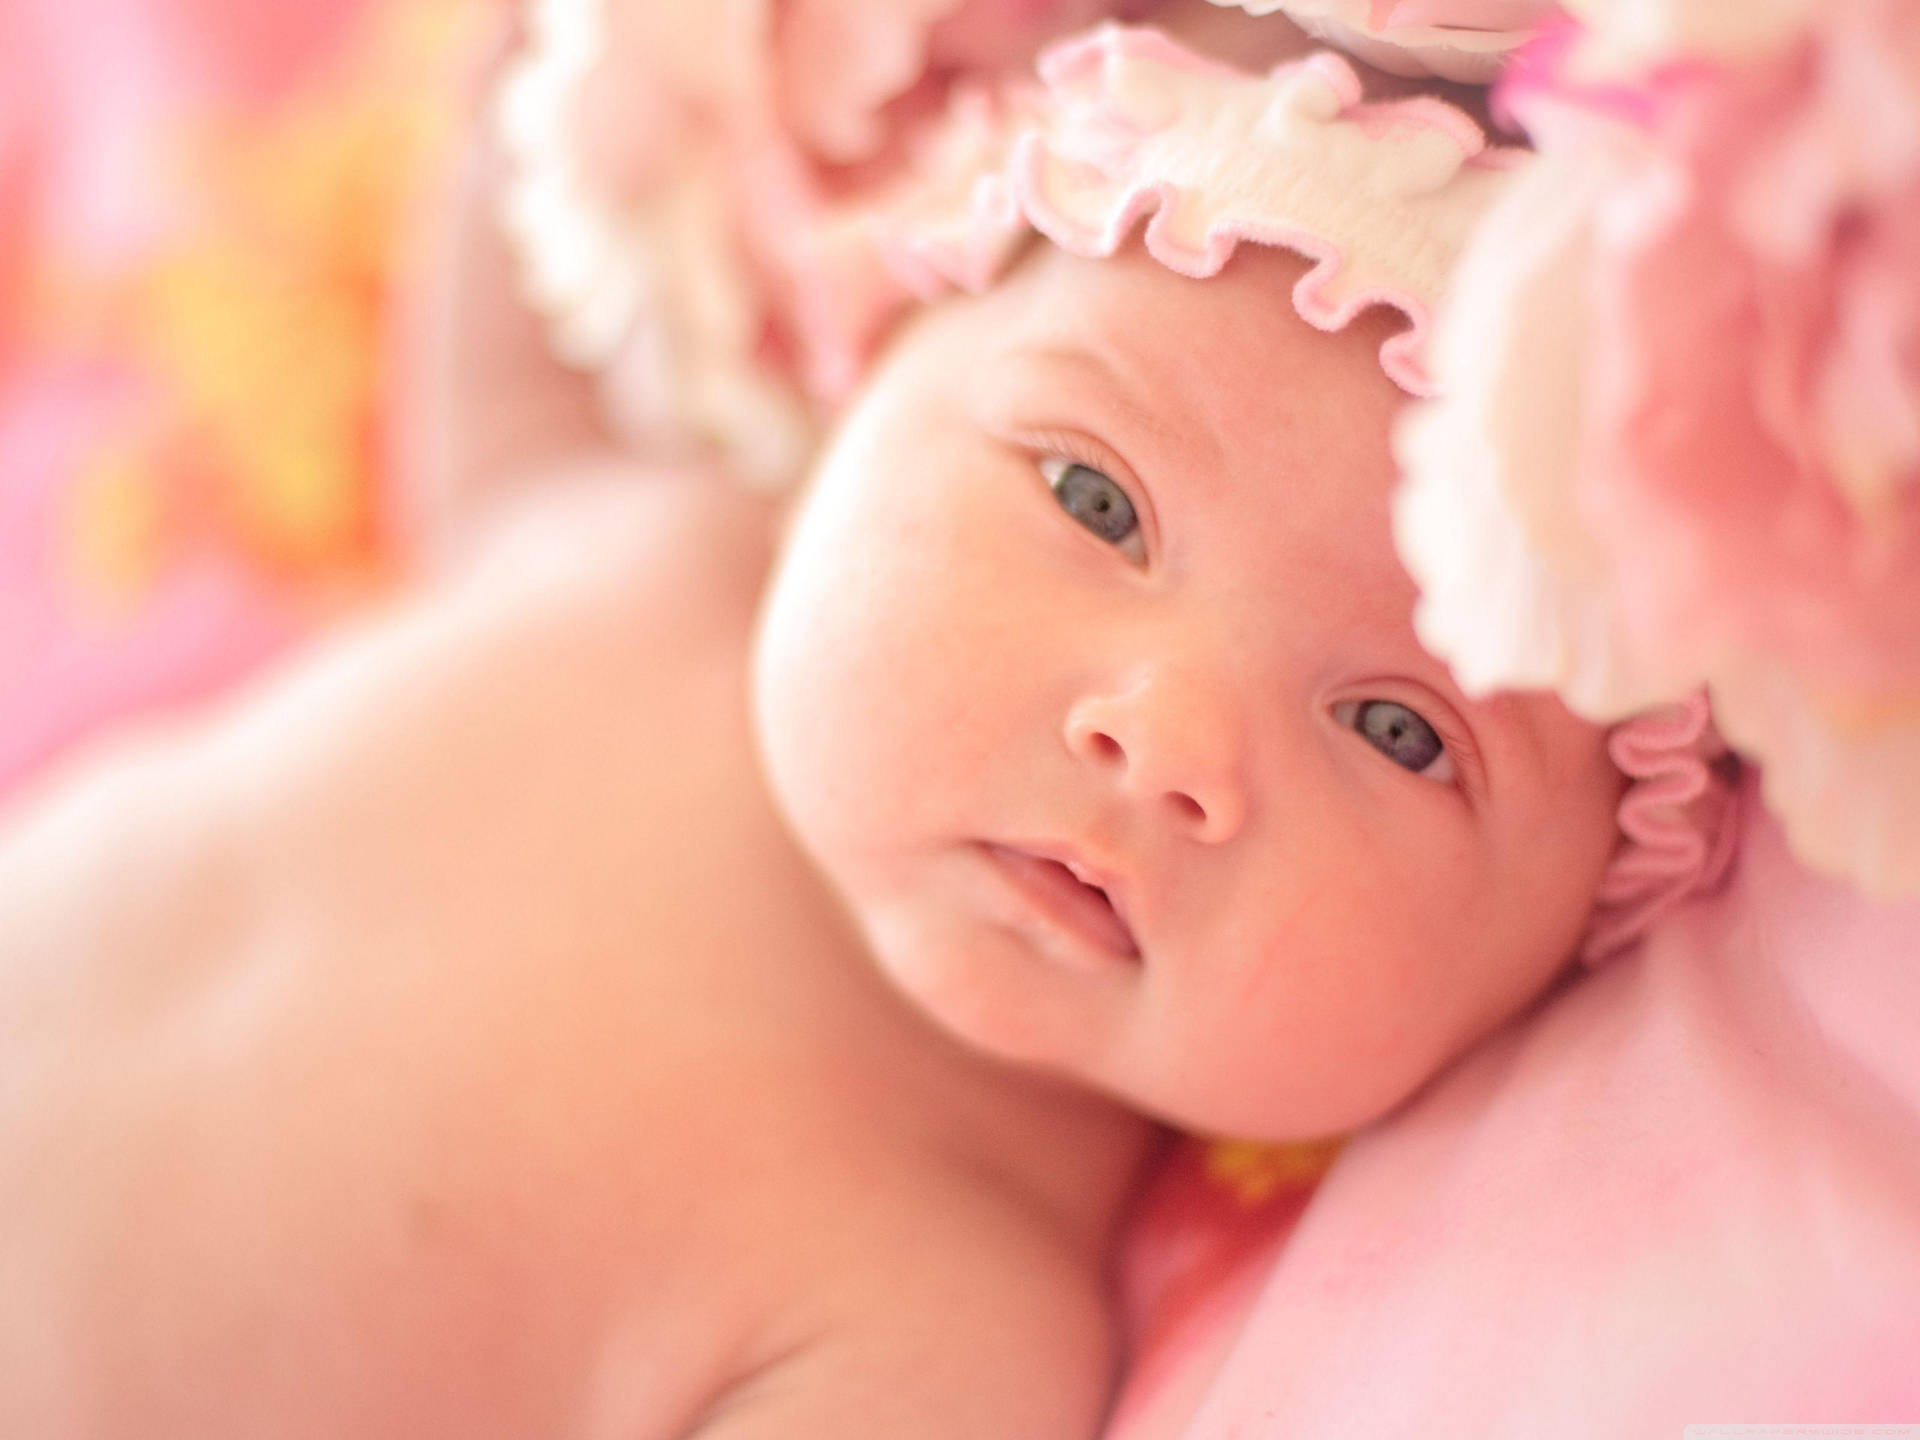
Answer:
[{"xmin": 982, "ymin": 844, "xmax": 1141, "ymax": 962}]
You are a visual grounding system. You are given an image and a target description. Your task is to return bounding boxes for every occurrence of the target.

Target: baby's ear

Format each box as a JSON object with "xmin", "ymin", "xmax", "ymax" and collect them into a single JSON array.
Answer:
[{"xmin": 385, "ymin": 5, "xmax": 620, "ymax": 564}]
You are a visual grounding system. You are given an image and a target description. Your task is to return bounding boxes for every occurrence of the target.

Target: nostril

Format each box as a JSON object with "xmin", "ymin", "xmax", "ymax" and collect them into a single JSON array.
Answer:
[
  {"xmin": 1085, "ymin": 730, "xmax": 1124, "ymax": 765},
  {"xmin": 1170, "ymin": 792, "xmax": 1206, "ymax": 827}
]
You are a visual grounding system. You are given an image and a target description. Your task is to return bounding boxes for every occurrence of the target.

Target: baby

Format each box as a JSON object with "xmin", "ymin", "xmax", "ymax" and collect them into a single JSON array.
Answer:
[{"xmin": 0, "ymin": 8, "xmax": 1709, "ymax": 1438}]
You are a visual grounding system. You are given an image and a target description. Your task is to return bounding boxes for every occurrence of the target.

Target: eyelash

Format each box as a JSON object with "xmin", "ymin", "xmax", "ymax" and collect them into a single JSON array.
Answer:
[
  {"xmin": 1418, "ymin": 703, "xmax": 1480, "ymax": 787},
  {"xmin": 1024, "ymin": 429, "xmax": 1152, "ymax": 564},
  {"xmin": 1335, "ymin": 694, "xmax": 1484, "ymax": 798}
]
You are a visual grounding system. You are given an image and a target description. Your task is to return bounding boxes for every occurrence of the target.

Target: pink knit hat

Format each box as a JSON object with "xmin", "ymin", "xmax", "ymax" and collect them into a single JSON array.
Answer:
[{"xmin": 493, "ymin": 0, "xmax": 1739, "ymax": 960}]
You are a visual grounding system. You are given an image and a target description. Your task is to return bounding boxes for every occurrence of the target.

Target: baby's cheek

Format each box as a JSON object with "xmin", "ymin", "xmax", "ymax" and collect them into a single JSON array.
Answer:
[
  {"xmin": 752, "ymin": 483, "xmax": 992, "ymax": 867},
  {"xmin": 1176, "ymin": 857, "xmax": 1497, "ymax": 1135},
  {"xmin": 751, "ymin": 569, "xmax": 883, "ymax": 861}
]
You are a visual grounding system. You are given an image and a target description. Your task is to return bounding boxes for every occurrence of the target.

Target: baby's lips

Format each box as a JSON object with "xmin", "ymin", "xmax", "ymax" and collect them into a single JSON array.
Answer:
[
  {"xmin": 992, "ymin": 838, "xmax": 1145, "ymax": 960},
  {"xmin": 1061, "ymin": 855, "xmax": 1144, "ymax": 956}
]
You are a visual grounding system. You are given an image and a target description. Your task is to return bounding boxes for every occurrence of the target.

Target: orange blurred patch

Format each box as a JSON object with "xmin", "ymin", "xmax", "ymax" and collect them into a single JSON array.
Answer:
[
  {"xmin": 1201, "ymin": 1135, "xmax": 1343, "ymax": 1206},
  {"xmin": 63, "ymin": 439, "xmax": 170, "ymax": 611},
  {"xmin": 53, "ymin": 0, "xmax": 488, "ymax": 602}
]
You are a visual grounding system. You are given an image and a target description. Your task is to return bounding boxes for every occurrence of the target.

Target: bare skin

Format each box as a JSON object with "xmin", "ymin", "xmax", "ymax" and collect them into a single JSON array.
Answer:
[{"xmin": 0, "ymin": 463, "xmax": 1153, "ymax": 1439}]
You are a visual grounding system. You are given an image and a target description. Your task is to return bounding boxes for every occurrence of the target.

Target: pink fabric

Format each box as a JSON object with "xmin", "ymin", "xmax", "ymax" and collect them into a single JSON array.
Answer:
[
  {"xmin": 778, "ymin": 0, "xmax": 1119, "ymax": 161},
  {"xmin": 1107, "ymin": 1137, "xmax": 1330, "ymax": 1440},
  {"xmin": 1183, "ymin": 783, "xmax": 1920, "ymax": 1435},
  {"xmin": 1207, "ymin": 0, "xmax": 1558, "ymax": 80},
  {"xmin": 1393, "ymin": 0, "xmax": 1920, "ymax": 898},
  {"xmin": 496, "ymin": 2, "xmax": 1516, "ymax": 478},
  {"xmin": 872, "ymin": 28, "xmax": 1516, "ymax": 396},
  {"xmin": 1582, "ymin": 692, "xmax": 1742, "ymax": 965}
]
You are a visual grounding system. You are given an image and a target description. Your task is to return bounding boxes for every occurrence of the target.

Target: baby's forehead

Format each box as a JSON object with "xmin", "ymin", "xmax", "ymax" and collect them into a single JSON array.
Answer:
[
  {"xmin": 947, "ymin": 243, "xmax": 1403, "ymax": 540},
  {"xmin": 976, "ymin": 242, "xmax": 1407, "ymax": 471}
]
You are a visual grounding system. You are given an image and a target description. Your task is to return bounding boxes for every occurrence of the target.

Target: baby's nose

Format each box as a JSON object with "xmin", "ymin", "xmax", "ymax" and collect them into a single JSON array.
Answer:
[{"xmin": 1062, "ymin": 667, "xmax": 1248, "ymax": 844}]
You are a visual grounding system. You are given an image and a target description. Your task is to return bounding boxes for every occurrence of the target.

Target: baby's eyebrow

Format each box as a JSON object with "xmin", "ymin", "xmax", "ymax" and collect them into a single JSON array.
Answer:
[
  {"xmin": 1004, "ymin": 343, "xmax": 1203, "ymax": 467},
  {"xmin": 1012, "ymin": 344, "xmax": 1141, "ymax": 408}
]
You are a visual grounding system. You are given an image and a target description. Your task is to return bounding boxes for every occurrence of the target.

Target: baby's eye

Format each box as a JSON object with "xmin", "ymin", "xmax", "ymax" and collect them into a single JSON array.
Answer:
[
  {"xmin": 1041, "ymin": 458, "xmax": 1145, "ymax": 563},
  {"xmin": 1334, "ymin": 699, "xmax": 1457, "ymax": 784}
]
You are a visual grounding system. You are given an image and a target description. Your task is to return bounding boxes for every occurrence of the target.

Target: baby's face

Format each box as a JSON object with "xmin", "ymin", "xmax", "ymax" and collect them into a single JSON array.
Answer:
[{"xmin": 753, "ymin": 242, "xmax": 1623, "ymax": 1139}]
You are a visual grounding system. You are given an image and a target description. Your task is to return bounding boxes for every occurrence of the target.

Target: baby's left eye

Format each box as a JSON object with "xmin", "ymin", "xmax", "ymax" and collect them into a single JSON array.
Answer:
[
  {"xmin": 1041, "ymin": 458, "xmax": 1145, "ymax": 563},
  {"xmin": 1334, "ymin": 699, "xmax": 1457, "ymax": 784}
]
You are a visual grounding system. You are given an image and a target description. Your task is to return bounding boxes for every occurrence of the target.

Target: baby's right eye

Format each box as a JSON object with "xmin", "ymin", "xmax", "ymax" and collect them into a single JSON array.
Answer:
[
  {"xmin": 1041, "ymin": 458, "xmax": 1145, "ymax": 563},
  {"xmin": 1332, "ymin": 699, "xmax": 1457, "ymax": 784}
]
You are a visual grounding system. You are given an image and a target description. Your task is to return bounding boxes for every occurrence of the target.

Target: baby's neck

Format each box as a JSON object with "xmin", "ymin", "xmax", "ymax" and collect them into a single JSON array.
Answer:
[
  {"xmin": 918, "ymin": 1020, "xmax": 1159, "ymax": 1268},
  {"xmin": 794, "ymin": 900, "xmax": 1156, "ymax": 1266}
]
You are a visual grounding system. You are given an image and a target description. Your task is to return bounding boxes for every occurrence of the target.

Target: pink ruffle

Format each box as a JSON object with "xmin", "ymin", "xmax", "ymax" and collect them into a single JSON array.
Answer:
[
  {"xmin": 1583, "ymin": 693, "xmax": 1743, "ymax": 964},
  {"xmin": 777, "ymin": 0, "xmax": 972, "ymax": 162},
  {"xmin": 776, "ymin": 0, "xmax": 1129, "ymax": 162},
  {"xmin": 498, "ymin": 1, "xmax": 1525, "ymax": 492},
  {"xmin": 857, "ymin": 25, "xmax": 1521, "ymax": 397}
]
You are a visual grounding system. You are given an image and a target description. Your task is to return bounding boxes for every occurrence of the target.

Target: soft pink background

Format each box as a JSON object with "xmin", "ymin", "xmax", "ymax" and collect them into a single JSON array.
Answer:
[{"xmin": 0, "ymin": 0, "xmax": 472, "ymax": 799}]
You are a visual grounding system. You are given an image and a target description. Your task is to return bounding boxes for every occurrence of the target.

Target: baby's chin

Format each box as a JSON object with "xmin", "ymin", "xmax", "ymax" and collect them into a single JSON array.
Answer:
[
  {"xmin": 865, "ymin": 935, "xmax": 1512, "ymax": 1146},
  {"xmin": 1098, "ymin": 1055, "xmax": 1453, "ymax": 1146}
]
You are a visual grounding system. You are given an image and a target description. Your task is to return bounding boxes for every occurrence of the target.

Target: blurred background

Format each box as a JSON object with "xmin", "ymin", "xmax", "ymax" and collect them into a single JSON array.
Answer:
[{"xmin": 0, "ymin": 0, "xmax": 491, "ymax": 800}]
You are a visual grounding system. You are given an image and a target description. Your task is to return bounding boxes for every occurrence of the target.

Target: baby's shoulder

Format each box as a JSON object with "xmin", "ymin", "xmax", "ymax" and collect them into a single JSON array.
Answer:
[
  {"xmin": 235, "ymin": 462, "xmax": 783, "ymax": 848},
  {"xmin": 446, "ymin": 459, "xmax": 782, "ymax": 669},
  {"xmin": 0, "ymin": 462, "xmax": 791, "ymax": 1072}
]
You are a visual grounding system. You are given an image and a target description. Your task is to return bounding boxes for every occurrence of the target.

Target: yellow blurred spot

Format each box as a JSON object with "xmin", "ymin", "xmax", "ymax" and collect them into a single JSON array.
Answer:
[
  {"xmin": 127, "ymin": 0, "xmax": 483, "ymax": 578},
  {"xmin": 144, "ymin": 243, "xmax": 373, "ymax": 570},
  {"xmin": 1202, "ymin": 1136, "xmax": 1344, "ymax": 1207},
  {"xmin": 63, "ymin": 444, "xmax": 170, "ymax": 612}
]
